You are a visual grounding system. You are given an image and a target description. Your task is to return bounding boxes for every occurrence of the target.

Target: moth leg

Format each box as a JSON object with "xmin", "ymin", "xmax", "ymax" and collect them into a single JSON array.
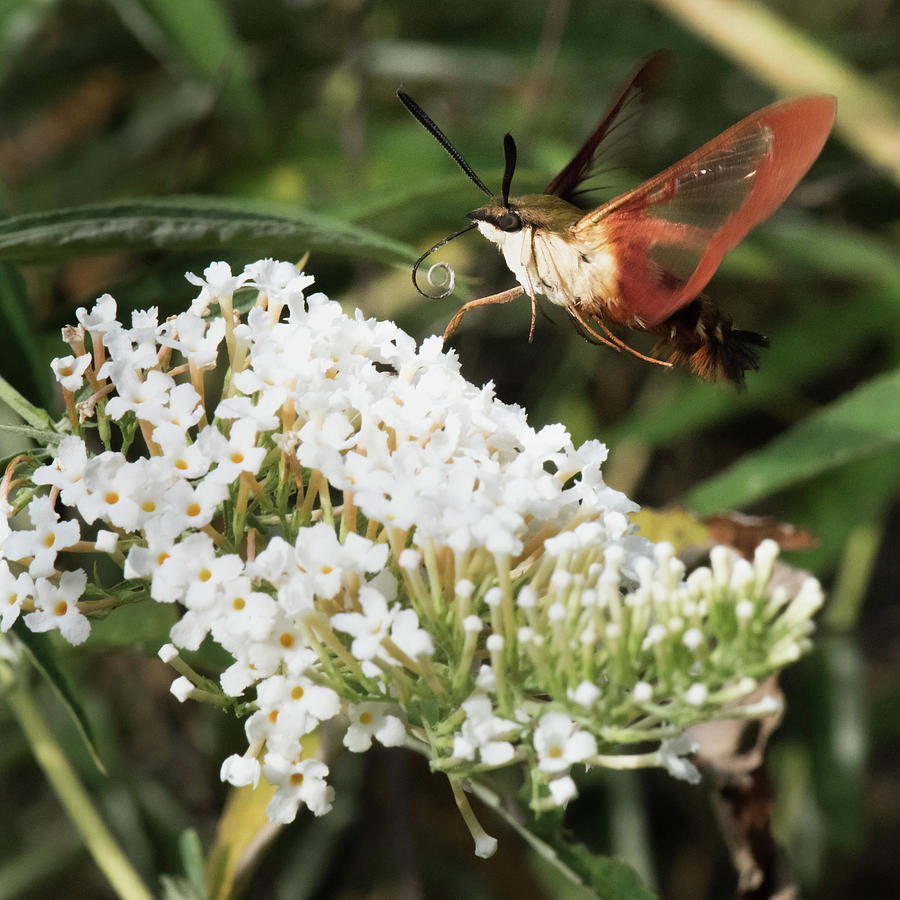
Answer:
[
  {"xmin": 525, "ymin": 231, "xmax": 539, "ymax": 342},
  {"xmin": 568, "ymin": 304, "xmax": 673, "ymax": 367},
  {"xmin": 442, "ymin": 286, "xmax": 525, "ymax": 342},
  {"xmin": 565, "ymin": 306, "xmax": 623, "ymax": 351},
  {"xmin": 527, "ymin": 293, "xmax": 538, "ymax": 343}
]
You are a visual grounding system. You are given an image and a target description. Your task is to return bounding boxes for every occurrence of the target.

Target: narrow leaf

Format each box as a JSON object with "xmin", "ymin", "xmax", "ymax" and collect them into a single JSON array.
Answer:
[
  {"xmin": 0, "ymin": 422, "xmax": 61, "ymax": 443},
  {"xmin": 684, "ymin": 369, "xmax": 900, "ymax": 512},
  {"xmin": 12, "ymin": 621, "xmax": 107, "ymax": 774},
  {"xmin": 0, "ymin": 374, "xmax": 55, "ymax": 431},
  {"xmin": 0, "ymin": 197, "xmax": 419, "ymax": 266}
]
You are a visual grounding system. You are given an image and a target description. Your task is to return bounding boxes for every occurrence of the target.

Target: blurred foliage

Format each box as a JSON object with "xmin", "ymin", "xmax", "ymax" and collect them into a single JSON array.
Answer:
[{"xmin": 0, "ymin": 0, "xmax": 898, "ymax": 898}]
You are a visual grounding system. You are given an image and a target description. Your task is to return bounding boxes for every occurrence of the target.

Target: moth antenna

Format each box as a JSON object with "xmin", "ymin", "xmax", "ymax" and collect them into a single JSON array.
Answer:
[
  {"xmin": 501, "ymin": 133, "xmax": 516, "ymax": 206},
  {"xmin": 397, "ymin": 91, "xmax": 492, "ymax": 197},
  {"xmin": 411, "ymin": 223, "xmax": 477, "ymax": 299}
]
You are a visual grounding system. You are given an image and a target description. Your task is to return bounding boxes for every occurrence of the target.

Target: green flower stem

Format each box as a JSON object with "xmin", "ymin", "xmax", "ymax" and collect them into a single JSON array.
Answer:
[
  {"xmin": 137, "ymin": 417, "xmax": 157, "ymax": 457},
  {"xmin": 302, "ymin": 614, "xmax": 369, "ymax": 684},
  {"xmin": 2, "ymin": 666, "xmax": 155, "ymax": 900},
  {"xmin": 448, "ymin": 777, "xmax": 498, "ymax": 859},
  {"xmin": 455, "ymin": 624, "xmax": 479, "ymax": 691},
  {"xmin": 316, "ymin": 478, "xmax": 334, "ymax": 526},
  {"xmin": 487, "ymin": 639, "xmax": 511, "ymax": 715},
  {"xmin": 299, "ymin": 469, "xmax": 322, "ymax": 521},
  {"xmin": 340, "ymin": 489, "xmax": 357, "ymax": 540},
  {"xmin": 599, "ymin": 724, "xmax": 680, "ymax": 743},
  {"xmin": 62, "ymin": 389, "xmax": 79, "ymax": 430},
  {"xmin": 492, "ymin": 553, "xmax": 516, "ymax": 651},
  {"xmin": 189, "ymin": 688, "xmax": 231, "ymax": 707},
  {"xmin": 188, "ymin": 359, "xmax": 208, "ymax": 430},
  {"xmin": 218, "ymin": 292, "xmax": 236, "ymax": 365},
  {"xmin": 590, "ymin": 750, "xmax": 666, "ymax": 771},
  {"xmin": 399, "ymin": 556, "xmax": 434, "ymax": 621},
  {"xmin": 421, "ymin": 538, "xmax": 442, "ymax": 615}
]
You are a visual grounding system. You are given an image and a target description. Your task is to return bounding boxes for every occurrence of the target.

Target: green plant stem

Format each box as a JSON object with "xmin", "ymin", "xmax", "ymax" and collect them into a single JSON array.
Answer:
[
  {"xmin": 2, "ymin": 672, "xmax": 155, "ymax": 900},
  {"xmin": 652, "ymin": 0, "xmax": 900, "ymax": 187}
]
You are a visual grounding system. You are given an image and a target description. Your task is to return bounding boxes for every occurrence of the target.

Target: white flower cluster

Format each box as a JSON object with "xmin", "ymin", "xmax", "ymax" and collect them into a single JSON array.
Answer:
[{"xmin": 0, "ymin": 260, "xmax": 823, "ymax": 842}]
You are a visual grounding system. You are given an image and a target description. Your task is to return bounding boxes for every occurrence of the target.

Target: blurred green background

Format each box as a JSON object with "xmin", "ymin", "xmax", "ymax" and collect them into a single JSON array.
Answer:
[{"xmin": 0, "ymin": 0, "xmax": 898, "ymax": 898}]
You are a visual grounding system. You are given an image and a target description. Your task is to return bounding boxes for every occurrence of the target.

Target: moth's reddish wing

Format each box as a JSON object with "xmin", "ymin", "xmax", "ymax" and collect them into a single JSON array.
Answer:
[
  {"xmin": 575, "ymin": 96, "xmax": 836, "ymax": 326},
  {"xmin": 545, "ymin": 50, "xmax": 668, "ymax": 207}
]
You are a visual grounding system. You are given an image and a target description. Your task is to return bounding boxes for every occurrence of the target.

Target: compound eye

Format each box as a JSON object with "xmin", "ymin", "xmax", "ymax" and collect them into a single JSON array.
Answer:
[{"xmin": 498, "ymin": 210, "xmax": 522, "ymax": 232}]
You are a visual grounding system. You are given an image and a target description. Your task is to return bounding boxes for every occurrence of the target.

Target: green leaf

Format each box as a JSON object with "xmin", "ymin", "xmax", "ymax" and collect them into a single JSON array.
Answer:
[
  {"xmin": 0, "ymin": 374, "xmax": 55, "ymax": 431},
  {"xmin": 778, "ymin": 447, "xmax": 900, "ymax": 580},
  {"xmin": 12, "ymin": 621, "xmax": 107, "ymax": 775},
  {"xmin": 0, "ymin": 197, "xmax": 419, "ymax": 266},
  {"xmin": 178, "ymin": 828, "xmax": 207, "ymax": 893},
  {"xmin": 0, "ymin": 422, "xmax": 59, "ymax": 444},
  {"xmin": 537, "ymin": 835, "xmax": 657, "ymax": 900},
  {"xmin": 684, "ymin": 369, "xmax": 900, "ymax": 513}
]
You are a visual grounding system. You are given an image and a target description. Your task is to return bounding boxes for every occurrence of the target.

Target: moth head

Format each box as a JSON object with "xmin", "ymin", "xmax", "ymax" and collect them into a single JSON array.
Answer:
[
  {"xmin": 468, "ymin": 193, "xmax": 580, "ymax": 236},
  {"xmin": 466, "ymin": 132, "xmax": 523, "ymax": 235},
  {"xmin": 398, "ymin": 94, "xmax": 530, "ymax": 293},
  {"xmin": 467, "ymin": 201, "xmax": 523, "ymax": 233}
]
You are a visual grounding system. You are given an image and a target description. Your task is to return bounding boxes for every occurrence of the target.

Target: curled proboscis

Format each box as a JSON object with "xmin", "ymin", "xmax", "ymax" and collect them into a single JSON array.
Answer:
[
  {"xmin": 411, "ymin": 223, "xmax": 476, "ymax": 300},
  {"xmin": 423, "ymin": 262, "xmax": 455, "ymax": 298}
]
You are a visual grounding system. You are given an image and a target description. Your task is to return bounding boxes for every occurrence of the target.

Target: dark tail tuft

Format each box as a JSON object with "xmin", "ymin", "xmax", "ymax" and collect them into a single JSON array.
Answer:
[{"xmin": 651, "ymin": 299, "xmax": 769, "ymax": 388}]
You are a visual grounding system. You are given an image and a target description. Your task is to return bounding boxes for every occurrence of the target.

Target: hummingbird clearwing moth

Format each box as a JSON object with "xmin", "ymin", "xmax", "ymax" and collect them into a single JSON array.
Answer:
[{"xmin": 398, "ymin": 53, "xmax": 836, "ymax": 386}]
